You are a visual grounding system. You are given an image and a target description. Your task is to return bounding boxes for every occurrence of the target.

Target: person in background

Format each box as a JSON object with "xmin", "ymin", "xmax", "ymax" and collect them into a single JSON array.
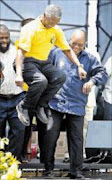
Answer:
[
  {"xmin": 15, "ymin": 4, "xmax": 86, "ymax": 127},
  {"xmin": 83, "ymin": 49, "xmax": 101, "ymax": 158},
  {"xmin": 56, "ymin": 44, "xmax": 102, "ymax": 163},
  {"xmin": 0, "ymin": 24, "xmax": 25, "ymax": 161},
  {"xmin": 102, "ymin": 56, "xmax": 112, "ymax": 120},
  {"xmin": 40, "ymin": 29, "xmax": 108, "ymax": 179}
]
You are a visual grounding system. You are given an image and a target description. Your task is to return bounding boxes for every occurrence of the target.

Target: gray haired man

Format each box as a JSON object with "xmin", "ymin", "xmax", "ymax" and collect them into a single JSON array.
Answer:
[{"xmin": 16, "ymin": 4, "xmax": 87, "ymax": 126}]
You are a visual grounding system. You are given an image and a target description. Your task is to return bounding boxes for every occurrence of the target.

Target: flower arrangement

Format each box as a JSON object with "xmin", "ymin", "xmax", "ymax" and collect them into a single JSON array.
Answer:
[{"xmin": 0, "ymin": 137, "xmax": 25, "ymax": 180}]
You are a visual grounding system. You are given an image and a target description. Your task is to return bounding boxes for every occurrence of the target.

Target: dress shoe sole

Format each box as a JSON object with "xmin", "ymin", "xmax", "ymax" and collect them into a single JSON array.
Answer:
[
  {"xmin": 16, "ymin": 105, "xmax": 30, "ymax": 126},
  {"xmin": 36, "ymin": 113, "xmax": 49, "ymax": 124}
]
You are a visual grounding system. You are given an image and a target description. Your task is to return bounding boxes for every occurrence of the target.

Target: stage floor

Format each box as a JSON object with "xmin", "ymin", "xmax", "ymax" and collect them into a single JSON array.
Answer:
[{"xmin": 20, "ymin": 158, "xmax": 112, "ymax": 179}]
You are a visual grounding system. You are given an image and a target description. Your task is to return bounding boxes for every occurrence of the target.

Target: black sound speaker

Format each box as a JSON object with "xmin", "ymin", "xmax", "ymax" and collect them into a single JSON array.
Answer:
[{"xmin": 85, "ymin": 121, "xmax": 112, "ymax": 163}]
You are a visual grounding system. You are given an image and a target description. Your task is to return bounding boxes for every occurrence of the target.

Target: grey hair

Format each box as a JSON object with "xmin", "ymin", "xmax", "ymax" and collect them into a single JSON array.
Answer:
[{"xmin": 44, "ymin": 4, "xmax": 62, "ymax": 19}]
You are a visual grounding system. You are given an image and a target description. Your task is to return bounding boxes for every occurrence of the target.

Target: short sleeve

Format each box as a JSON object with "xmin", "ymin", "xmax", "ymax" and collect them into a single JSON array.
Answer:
[
  {"xmin": 55, "ymin": 26, "xmax": 70, "ymax": 50},
  {"xmin": 18, "ymin": 25, "xmax": 35, "ymax": 52}
]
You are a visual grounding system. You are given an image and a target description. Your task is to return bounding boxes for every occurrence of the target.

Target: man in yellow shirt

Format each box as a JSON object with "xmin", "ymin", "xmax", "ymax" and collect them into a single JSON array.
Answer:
[{"xmin": 16, "ymin": 4, "xmax": 86, "ymax": 126}]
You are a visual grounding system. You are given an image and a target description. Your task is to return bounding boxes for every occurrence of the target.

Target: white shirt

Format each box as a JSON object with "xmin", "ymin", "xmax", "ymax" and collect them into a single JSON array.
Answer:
[
  {"xmin": 0, "ymin": 44, "xmax": 23, "ymax": 95},
  {"xmin": 102, "ymin": 56, "xmax": 112, "ymax": 104}
]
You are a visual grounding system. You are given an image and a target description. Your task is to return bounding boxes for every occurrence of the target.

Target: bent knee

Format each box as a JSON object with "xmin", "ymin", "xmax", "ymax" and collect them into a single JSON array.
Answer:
[
  {"xmin": 33, "ymin": 75, "xmax": 48, "ymax": 89},
  {"xmin": 40, "ymin": 75, "xmax": 48, "ymax": 89},
  {"xmin": 61, "ymin": 72, "xmax": 66, "ymax": 83},
  {"xmin": 54, "ymin": 71, "xmax": 66, "ymax": 84}
]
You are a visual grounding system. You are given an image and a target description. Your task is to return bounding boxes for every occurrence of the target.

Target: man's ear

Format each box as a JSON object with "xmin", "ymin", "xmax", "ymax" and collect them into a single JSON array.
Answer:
[
  {"xmin": 43, "ymin": 13, "xmax": 46, "ymax": 19},
  {"xmin": 69, "ymin": 39, "xmax": 72, "ymax": 47},
  {"xmin": 84, "ymin": 42, "xmax": 87, "ymax": 49}
]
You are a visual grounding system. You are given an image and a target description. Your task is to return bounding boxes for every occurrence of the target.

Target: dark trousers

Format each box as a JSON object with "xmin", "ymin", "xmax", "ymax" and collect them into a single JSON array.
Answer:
[
  {"xmin": 104, "ymin": 100, "xmax": 112, "ymax": 120},
  {"xmin": 22, "ymin": 58, "xmax": 66, "ymax": 109},
  {"xmin": 40, "ymin": 109, "xmax": 84, "ymax": 175},
  {"xmin": 0, "ymin": 92, "xmax": 25, "ymax": 160},
  {"xmin": 21, "ymin": 111, "xmax": 34, "ymax": 158}
]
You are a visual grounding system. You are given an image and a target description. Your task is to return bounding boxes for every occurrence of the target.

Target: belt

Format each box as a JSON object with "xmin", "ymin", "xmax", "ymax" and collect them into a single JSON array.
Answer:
[{"xmin": 0, "ymin": 94, "xmax": 17, "ymax": 99}]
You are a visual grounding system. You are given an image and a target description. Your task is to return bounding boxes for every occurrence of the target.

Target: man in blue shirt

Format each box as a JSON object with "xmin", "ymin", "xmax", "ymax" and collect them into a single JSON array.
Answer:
[{"xmin": 39, "ymin": 29, "xmax": 108, "ymax": 179}]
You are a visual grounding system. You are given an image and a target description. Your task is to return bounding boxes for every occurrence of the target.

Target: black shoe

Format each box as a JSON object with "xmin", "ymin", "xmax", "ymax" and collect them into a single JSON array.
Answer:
[
  {"xmin": 44, "ymin": 108, "xmax": 54, "ymax": 130},
  {"xmin": 70, "ymin": 171, "xmax": 85, "ymax": 179},
  {"xmin": 44, "ymin": 107, "xmax": 52, "ymax": 117},
  {"xmin": 19, "ymin": 155, "xmax": 28, "ymax": 163},
  {"xmin": 36, "ymin": 106, "xmax": 49, "ymax": 124},
  {"xmin": 16, "ymin": 101, "xmax": 30, "ymax": 126},
  {"xmin": 44, "ymin": 171, "xmax": 54, "ymax": 179},
  {"xmin": 63, "ymin": 157, "xmax": 70, "ymax": 163}
]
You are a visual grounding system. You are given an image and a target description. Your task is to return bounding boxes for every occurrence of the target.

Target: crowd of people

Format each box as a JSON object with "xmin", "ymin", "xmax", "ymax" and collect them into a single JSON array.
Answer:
[{"xmin": 0, "ymin": 4, "xmax": 111, "ymax": 179}]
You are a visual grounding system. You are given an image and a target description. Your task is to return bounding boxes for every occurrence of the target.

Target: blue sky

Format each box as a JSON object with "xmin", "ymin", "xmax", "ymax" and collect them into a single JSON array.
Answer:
[{"xmin": 1, "ymin": 0, "xmax": 87, "ymax": 40}]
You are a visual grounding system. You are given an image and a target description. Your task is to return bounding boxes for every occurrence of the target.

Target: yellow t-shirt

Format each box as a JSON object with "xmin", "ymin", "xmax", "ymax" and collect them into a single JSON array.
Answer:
[
  {"xmin": 18, "ymin": 17, "xmax": 70, "ymax": 60},
  {"xmin": 23, "ymin": 82, "xmax": 29, "ymax": 91}
]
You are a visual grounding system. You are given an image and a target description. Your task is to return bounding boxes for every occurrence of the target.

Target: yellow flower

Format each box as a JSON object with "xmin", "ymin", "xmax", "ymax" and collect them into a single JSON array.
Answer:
[
  {"xmin": 1, "ymin": 174, "xmax": 7, "ymax": 180},
  {"xmin": 0, "ymin": 138, "xmax": 9, "ymax": 150},
  {"xmin": 0, "ymin": 156, "xmax": 7, "ymax": 163},
  {"xmin": 4, "ymin": 173, "xmax": 13, "ymax": 180},
  {"xmin": 0, "ymin": 140, "xmax": 5, "ymax": 149},
  {"xmin": 0, "ymin": 138, "xmax": 24, "ymax": 180},
  {"xmin": 3, "ymin": 162, "xmax": 8, "ymax": 168},
  {"xmin": 0, "ymin": 164, "xmax": 3, "ymax": 171},
  {"xmin": 16, "ymin": 169, "xmax": 22, "ymax": 178},
  {"xmin": 6, "ymin": 163, "xmax": 22, "ymax": 179},
  {"xmin": 0, "ymin": 151, "xmax": 4, "ymax": 158},
  {"xmin": 5, "ymin": 152, "xmax": 12, "ymax": 159}
]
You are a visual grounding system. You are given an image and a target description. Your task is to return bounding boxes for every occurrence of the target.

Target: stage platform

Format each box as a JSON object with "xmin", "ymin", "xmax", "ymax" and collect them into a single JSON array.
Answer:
[{"xmin": 20, "ymin": 158, "xmax": 112, "ymax": 179}]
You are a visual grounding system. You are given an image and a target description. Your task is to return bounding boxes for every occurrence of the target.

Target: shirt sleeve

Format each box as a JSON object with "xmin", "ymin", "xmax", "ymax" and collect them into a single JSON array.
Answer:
[
  {"xmin": 14, "ymin": 39, "xmax": 19, "ymax": 50},
  {"xmin": 55, "ymin": 26, "xmax": 70, "ymax": 50},
  {"xmin": 104, "ymin": 57, "xmax": 112, "ymax": 76},
  {"xmin": 18, "ymin": 25, "xmax": 35, "ymax": 52},
  {"xmin": 89, "ymin": 55, "xmax": 108, "ymax": 86}
]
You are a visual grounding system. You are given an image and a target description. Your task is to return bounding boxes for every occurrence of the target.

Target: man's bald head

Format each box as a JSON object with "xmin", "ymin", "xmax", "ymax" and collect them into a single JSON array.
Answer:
[
  {"xmin": 70, "ymin": 29, "xmax": 86, "ymax": 55},
  {"xmin": 0, "ymin": 24, "xmax": 10, "ymax": 34},
  {"xmin": 71, "ymin": 29, "xmax": 86, "ymax": 42}
]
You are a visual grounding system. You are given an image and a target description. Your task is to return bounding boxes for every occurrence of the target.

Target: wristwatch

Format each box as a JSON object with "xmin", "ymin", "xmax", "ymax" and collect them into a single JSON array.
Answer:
[{"xmin": 78, "ymin": 64, "xmax": 84, "ymax": 68}]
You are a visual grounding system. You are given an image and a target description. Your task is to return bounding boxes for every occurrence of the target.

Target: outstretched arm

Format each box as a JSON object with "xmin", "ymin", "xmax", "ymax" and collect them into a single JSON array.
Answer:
[
  {"xmin": 15, "ymin": 48, "xmax": 26, "ymax": 87},
  {"xmin": 63, "ymin": 48, "xmax": 87, "ymax": 80}
]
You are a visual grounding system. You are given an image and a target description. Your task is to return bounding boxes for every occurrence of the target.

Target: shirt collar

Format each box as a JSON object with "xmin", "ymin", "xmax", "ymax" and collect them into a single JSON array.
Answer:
[
  {"xmin": 78, "ymin": 50, "xmax": 87, "ymax": 57},
  {"xmin": 35, "ymin": 16, "xmax": 45, "ymax": 29}
]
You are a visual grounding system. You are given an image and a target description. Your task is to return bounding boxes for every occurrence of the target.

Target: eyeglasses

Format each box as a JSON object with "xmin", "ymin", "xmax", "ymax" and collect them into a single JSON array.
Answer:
[{"xmin": 71, "ymin": 42, "xmax": 85, "ymax": 47}]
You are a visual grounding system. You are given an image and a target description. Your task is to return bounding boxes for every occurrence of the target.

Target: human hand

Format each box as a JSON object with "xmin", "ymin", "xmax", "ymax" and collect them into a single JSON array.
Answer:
[
  {"xmin": 15, "ymin": 75, "xmax": 23, "ymax": 87},
  {"xmin": 82, "ymin": 81, "xmax": 95, "ymax": 94},
  {"xmin": 78, "ymin": 66, "xmax": 87, "ymax": 80}
]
